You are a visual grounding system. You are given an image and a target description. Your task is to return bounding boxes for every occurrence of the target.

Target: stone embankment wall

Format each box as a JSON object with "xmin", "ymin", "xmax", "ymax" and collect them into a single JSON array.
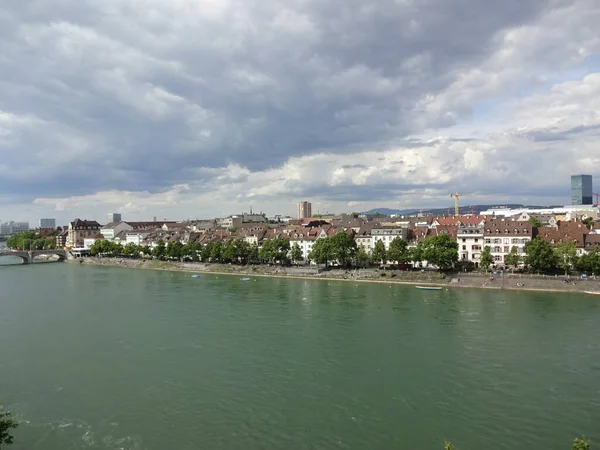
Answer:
[{"xmin": 72, "ymin": 257, "xmax": 600, "ymax": 294}]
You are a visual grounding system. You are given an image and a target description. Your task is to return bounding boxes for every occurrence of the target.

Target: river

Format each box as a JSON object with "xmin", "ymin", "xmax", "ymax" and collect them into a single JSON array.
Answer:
[{"xmin": 1, "ymin": 263, "xmax": 599, "ymax": 449}]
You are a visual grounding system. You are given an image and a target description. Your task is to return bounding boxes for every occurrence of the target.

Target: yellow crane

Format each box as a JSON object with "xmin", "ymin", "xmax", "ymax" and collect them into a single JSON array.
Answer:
[{"xmin": 449, "ymin": 192, "xmax": 474, "ymax": 216}]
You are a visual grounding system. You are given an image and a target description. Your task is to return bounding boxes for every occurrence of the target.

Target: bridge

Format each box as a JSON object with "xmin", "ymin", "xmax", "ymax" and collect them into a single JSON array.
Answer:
[{"xmin": 0, "ymin": 250, "xmax": 68, "ymax": 264}]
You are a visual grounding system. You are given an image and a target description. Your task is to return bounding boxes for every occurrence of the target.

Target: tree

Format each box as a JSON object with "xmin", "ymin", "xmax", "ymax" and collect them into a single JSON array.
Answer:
[
  {"xmin": 572, "ymin": 436, "xmax": 591, "ymax": 450},
  {"xmin": 504, "ymin": 246, "xmax": 521, "ymax": 271},
  {"xmin": 371, "ymin": 240, "xmax": 387, "ymax": 265},
  {"xmin": 529, "ymin": 216, "xmax": 542, "ymax": 228},
  {"xmin": 153, "ymin": 240, "xmax": 166, "ymax": 260},
  {"xmin": 221, "ymin": 240, "xmax": 238, "ymax": 263},
  {"xmin": 272, "ymin": 237, "xmax": 291, "ymax": 264},
  {"xmin": 330, "ymin": 232, "xmax": 356, "ymax": 267},
  {"xmin": 420, "ymin": 234, "xmax": 458, "ymax": 270},
  {"xmin": 122, "ymin": 242, "xmax": 140, "ymax": 258},
  {"xmin": 524, "ymin": 237, "xmax": 558, "ymax": 273},
  {"xmin": 0, "ymin": 407, "xmax": 18, "ymax": 448},
  {"xmin": 387, "ymin": 237, "xmax": 410, "ymax": 266},
  {"xmin": 308, "ymin": 237, "xmax": 334, "ymax": 266},
  {"xmin": 355, "ymin": 245, "xmax": 369, "ymax": 267},
  {"xmin": 290, "ymin": 242, "xmax": 303, "ymax": 265},
  {"xmin": 248, "ymin": 243, "xmax": 259, "ymax": 263},
  {"xmin": 480, "ymin": 245, "xmax": 493, "ymax": 271},
  {"xmin": 166, "ymin": 241, "xmax": 184, "ymax": 260},
  {"xmin": 409, "ymin": 242, "xmax": 424, "ymax": 266},
  {"xmin": 234, "ymin": 238, "xmax": 251, "ymax": 264},
  {"xmin": 576, "ymin": 248, "xmax": 600, "ymax": 274},
  {"xmin": 582, "ymin": 217, "xmax": 595, "ymax": 230},
  {"xmin": 555, "ymin": 241, "xmax": 577, "ymax": 275},
  {"xmin": 209, "ymin": 241, "xmax": 223, "ymax": 262}
]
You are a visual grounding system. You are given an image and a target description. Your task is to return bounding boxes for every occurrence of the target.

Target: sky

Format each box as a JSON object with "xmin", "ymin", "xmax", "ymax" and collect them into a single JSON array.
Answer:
[{"xmin": 1, "ymin": 0, "xmax": 599, "ymax": 225}]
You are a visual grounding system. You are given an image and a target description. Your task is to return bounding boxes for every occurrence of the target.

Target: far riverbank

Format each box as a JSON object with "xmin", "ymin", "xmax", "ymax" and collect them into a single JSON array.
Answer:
[{"xmin": 69, "ymin": 257, "xmax": 600, "ymax": 296}]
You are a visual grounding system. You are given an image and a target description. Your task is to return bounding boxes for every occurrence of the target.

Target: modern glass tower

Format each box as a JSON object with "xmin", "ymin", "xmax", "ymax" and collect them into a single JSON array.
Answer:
[{"xmin": 571, "ymin": 174, "xmax": 593, "ymax": 205}]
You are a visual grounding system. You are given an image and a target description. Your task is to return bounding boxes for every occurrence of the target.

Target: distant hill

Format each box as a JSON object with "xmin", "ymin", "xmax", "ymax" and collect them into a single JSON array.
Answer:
[{"xmin": 362, "ymin": 204, "xmax": 551, "ymax": 216}]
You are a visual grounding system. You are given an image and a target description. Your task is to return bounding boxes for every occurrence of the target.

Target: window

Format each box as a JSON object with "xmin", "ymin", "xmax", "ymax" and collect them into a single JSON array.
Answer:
[
  {"xmin": 485, "ymin": 238, "xmax": 491, "ymax": 244},
  {"xmin": 494, "ymin": 255, "xmax": 502, "ymax": 261},
  {"xmin": 504, "ymin": 246, "xmax": 509, "ymax": 253},
  {"xmin": 462, "ymin": 245, "xmax": 466, "ymax": 250},
  {"xmin": 503, "ymin": 238, "xmax": 509, "ymax": 244},
  {"xmin": 474, "ymin": 239, "xmax": 479, "ymax": 243},
  {"xmin": 472, "ymin": 245, "xmax": 482, "ymax": 251},
  {"xmin": 462, "ymin": 238, "xmax": 466, "ymax": 243}
]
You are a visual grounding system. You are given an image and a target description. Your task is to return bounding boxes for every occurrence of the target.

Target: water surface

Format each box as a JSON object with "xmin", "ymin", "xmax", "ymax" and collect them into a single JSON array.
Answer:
[{"xmin": 1, "ymin": 263, "xmax": 599, "ymax": 449}]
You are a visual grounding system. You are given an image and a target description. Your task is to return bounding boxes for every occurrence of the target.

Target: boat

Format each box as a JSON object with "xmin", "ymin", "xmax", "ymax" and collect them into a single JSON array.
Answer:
[
  {"xmin": 191, "ymin": 274, "xmax": 201, "ymax": 278},
  {"xmin": 584, "ymin": 291, "xmax": 600, "ymax": 296},
  {"xmin": 241, "ymin": 277, "xmax": 251, "ymax": 281},
  {"xmin": 415, "ymin": 286, "xmax": 442, "ymax": 290}
]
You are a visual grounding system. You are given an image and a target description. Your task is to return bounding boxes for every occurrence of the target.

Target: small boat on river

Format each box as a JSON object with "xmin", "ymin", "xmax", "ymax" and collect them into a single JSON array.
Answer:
[
  {"xmin": 584, "ymin": 291, "xmax": 600, "ymax": 296},
  {"xmin": 415, "ymin": 286, "xmax": 442, "ymax": 290}
]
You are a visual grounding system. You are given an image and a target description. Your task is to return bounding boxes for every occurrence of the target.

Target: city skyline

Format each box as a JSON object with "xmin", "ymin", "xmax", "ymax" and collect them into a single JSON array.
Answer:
[{"xmin": 0, "ymin": 0, "xmax": 599, "ymax": 223}]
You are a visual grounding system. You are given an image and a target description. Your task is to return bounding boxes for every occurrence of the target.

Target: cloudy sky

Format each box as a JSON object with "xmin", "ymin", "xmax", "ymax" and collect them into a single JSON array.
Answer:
[{"xmin": 1, "ymin": 0, "xmax": 599, "ymax": 225}]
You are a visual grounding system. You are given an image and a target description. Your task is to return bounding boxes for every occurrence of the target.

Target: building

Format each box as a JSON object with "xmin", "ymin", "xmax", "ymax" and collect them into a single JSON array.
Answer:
[
  {"xmin": 66, "ymin": 219, "xmax": 102, "ymax": 248},
  {"xmin": 457, "ymin": 224, "xmax": 484, "ymax": 266},
  {"xmin": 55, "ymin": 230, "xmax": 68, "ymax": 248},
  {"xmin": 371, "ymin": 225, "xmax": 408, "ymax": 251},
  {"xmin": 107, "ymin": 213, "xmax": 122, "ymax": 223},
  {"xmin": 297, "ymin": 201, "xmax": 312, "ymax": 220},
  {"xmin": 0, "ymin": 221, "xmax": 30, "ymax": 235},
  {"xmin": 484, "ymin": 221, "xmax": 533, "ymax": 265},
  {"xmin": 39, "ymin": 218, "xmax": 56, "ymax": 229},
  {"xmin": 571, "ymin": 174, "xmax": 593, "ymax": 205},
  {"xmin": 100, "ymin": 222, "xmax": 133, "ymax": 240}
]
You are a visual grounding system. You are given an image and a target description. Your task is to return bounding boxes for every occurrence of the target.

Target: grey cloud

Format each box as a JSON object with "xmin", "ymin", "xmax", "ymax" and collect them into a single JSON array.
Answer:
[{"xmin": 0, "ymin": 0, "xmax": 595, "ymax": 205}]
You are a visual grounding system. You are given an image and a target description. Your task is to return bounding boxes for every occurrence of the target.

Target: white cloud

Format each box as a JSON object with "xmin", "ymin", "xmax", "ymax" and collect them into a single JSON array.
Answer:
[{"xmin": 0, "ymin": 0, "xmax": 599, "ymax": 224}]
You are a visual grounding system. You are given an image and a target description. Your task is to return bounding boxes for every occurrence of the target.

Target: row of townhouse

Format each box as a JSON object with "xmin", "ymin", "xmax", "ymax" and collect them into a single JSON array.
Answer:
[{"xmin": 59, "ymin": 214, "xmax": 600, "ymax": 268}]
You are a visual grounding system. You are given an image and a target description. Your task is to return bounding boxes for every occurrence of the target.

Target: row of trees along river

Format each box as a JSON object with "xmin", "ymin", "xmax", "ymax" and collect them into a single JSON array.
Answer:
[
  {"xmin": 86, "ymin": 232, "xmax": 600, "ymax": 275},
  {"xmin": 4, "ymin": 228, "xmax": 600, "ymax": 275}
]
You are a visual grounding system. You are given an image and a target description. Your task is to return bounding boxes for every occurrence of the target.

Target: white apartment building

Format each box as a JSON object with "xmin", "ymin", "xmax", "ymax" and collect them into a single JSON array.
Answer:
[
  {"xmin": 101, "ymin": 221, "xmax": 133, "ymax": 240},
  {"xmin": 457, "ymin": 225, "xmax": 484, "ymax": 266},
  {"xmin": 484, "ymin": 221, "xmax": 533, "ymax": 265},
  {"xmin": 371, "ymin": 226, "xmax": 408, "ymax": 251},
  {"xmin": 1, "ymin": 221, "xmax": 30, "ymax": 235}
]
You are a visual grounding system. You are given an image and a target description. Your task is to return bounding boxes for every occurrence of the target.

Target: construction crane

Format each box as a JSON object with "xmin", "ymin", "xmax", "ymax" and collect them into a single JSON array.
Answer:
[{"xmin": 450, "ymin": 192, "xmax": 474, "ymax": 216}]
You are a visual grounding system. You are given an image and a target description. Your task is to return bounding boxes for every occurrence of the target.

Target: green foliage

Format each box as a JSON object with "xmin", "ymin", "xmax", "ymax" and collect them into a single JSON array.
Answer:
[
  {"xmin": 420, "ymin": 233, "xmax": 458, "ymax": 270},
  {"xmin": 166, "ymin": 241, "xmax": 184, "ymax": 260},
  {"xmin": 409, "ymin": 242, "xmax": 424, "ymax": 265},
  {"xmin": 444, "ymin": 442, "xmax": 455, "ymax": 450},
  {"xmin": 524, "ymin": 237, "xmax": 558, "ymax": 273},
  {"xmin": 355, "ymin": 245, "xmax": 370, "ymax": 267},
  {"xmin": 153, "ymin": 240, "xmax": 166, "ymax": 260},
  {"xmin": 572, "ymin": 436, "xmax": 591, "ymax": 450},
  {"xmin": 308, "ymin": 237, "xmax": 334, "ymax": 266},
  {"xmin": 371, "ymin": 240, "xmax": 387, "ymax": 265},
  {"xmin": 209, "ymin": 241, "xmax": 223, "ymax": 262},
  {"xmin": 582, "ymin": 217, "xmax": 595, "ymax": 230},
  {"xmin": 529, "ymin": 216, "xmax": 543, "ymax": 228},
  {"xmin": 330, "ymin": 232, "xmax": 357, "ymax": 267},
  {"xmin": 480, "ymin": 246, "xmax": 493, "ymax": 270},
  {"xmin": 576, "ymin": 248, "xmax": 600, "ymax": 274},
  {"xmin": 248, "ymin": 243, "xmax": 259, "ymax": 263},
  {"xmin": 387, "ymin": 237, "xmax": 410, "ymax": 265},
  {"xmin": 290, "ymin": 242, "xmax": 303, "ymax": 264},
  {"xmin": 259, "ymin": 237, "xmax": 290, "ymax": 264},
  {"xmin": 555, "ymin": 241, "xmax": 577, "ymax": 275},
  {"xmin": 6, "ymin": 231, "xmax": 39, "ymax": 250},
  {"xmin": 0, "ymin": 407, "xmax": 18, "ymax": 448},
  {"xmin": 504, "ymin": 246, "xmax": 521, "ymax": 269},
  {"xmin": 89, "ymin": 240, "xmax": 123, "ymax": 257}
]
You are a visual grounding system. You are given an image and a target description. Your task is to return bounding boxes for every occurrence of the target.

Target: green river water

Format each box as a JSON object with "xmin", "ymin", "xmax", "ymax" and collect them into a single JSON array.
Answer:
[{"xmin": 0, "ymin": 262, "xmax": 599, "ymax": 449}]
